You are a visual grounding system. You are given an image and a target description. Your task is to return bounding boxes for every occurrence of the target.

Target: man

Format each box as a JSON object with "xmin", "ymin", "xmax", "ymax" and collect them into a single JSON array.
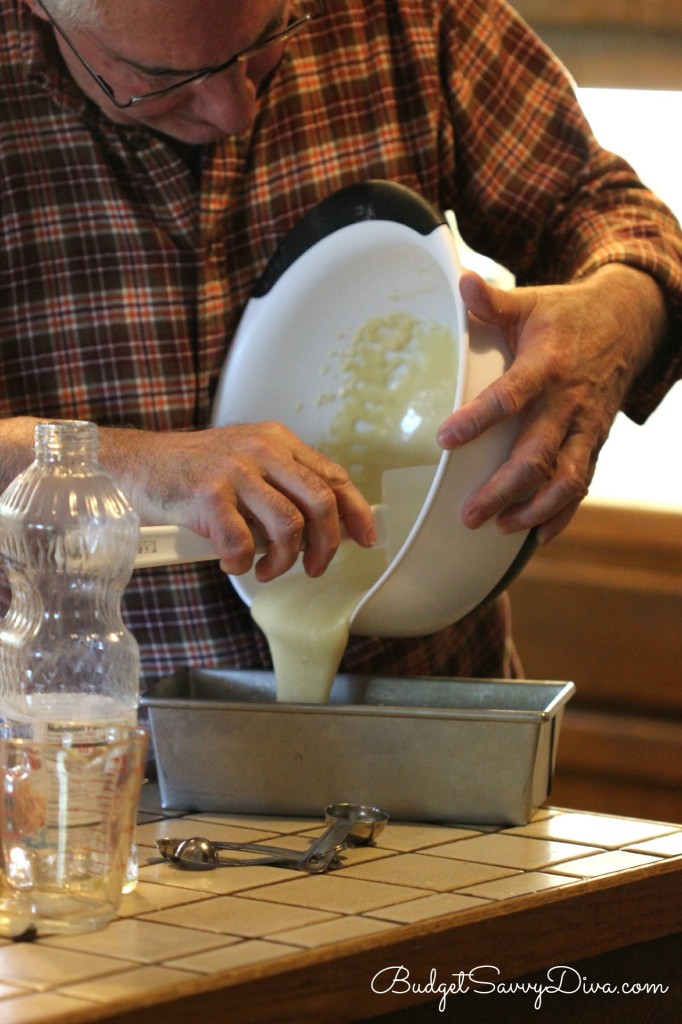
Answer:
[{"xmin": 1, "ymin": 0, "xmax": 681, "ymax": 686}]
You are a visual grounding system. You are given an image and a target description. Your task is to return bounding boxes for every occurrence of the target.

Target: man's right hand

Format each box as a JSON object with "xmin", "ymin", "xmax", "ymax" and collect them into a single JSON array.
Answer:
[{"xmin": 100, "ymin": 420, "xmax": 377, "ymax": 581}]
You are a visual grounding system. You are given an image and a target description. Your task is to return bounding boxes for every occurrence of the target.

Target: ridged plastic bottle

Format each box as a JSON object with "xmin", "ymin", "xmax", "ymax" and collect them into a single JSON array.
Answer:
[
  {"xmin": 0, "ymin": 420, "xmax": 140, "ymax": 738},
  {"xmin": 0, "ymin": 420, "xmax": 142, "ymax": 891}
]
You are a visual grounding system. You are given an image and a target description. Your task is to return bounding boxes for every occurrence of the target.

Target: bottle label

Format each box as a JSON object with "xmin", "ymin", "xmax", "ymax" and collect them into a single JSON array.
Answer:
[{"xmin": 0, "ymin": 696, "xmax": 137, "ymax": 742}]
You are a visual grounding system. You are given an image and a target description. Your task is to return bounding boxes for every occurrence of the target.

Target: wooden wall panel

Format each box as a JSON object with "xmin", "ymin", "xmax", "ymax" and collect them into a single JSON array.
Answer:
[
  {"xmin": 512, "ymin": 0, "xmax": 682, "ymax": 88},
  {"xmin": 514, "ymin": 0, "xmax": 682, "ymax": 30},
  {"xmin": 508, "ymin": 503, "xmax": 682, "ymax": 822}
]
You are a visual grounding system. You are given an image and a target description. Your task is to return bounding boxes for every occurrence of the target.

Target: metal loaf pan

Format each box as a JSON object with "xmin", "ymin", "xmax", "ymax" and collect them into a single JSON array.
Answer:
[{"xmin": 142, "ymin": 669, "xmax": 575, "ymax": 826}]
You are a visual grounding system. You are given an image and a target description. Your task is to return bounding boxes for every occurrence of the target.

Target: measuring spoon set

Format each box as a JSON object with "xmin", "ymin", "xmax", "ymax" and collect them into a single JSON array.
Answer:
[{"xmin": 156, "ymin": 803, "xmax": 388, "ymax": 875}]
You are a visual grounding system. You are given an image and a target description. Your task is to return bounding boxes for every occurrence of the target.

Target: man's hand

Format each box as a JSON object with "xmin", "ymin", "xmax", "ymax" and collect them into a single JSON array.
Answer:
[
  {"xmin": 437, "ymin": 265, "xmax": 668, "ymax": 544},
  {"xmin": 100, "ymin": 420, "xmax": 376, "ymax": 581}
]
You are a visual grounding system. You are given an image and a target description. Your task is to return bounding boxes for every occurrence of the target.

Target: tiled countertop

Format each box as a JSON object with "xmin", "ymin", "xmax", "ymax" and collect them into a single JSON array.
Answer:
[{"xmin": 1, "ymin": 796, "xmax": 681, "ymax": 1024}]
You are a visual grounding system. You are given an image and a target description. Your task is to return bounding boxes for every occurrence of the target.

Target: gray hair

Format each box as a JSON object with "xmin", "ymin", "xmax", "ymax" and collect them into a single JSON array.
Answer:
[{"xmin": 40, "ymin": 0, "xmax": 102, "ymax": 27}]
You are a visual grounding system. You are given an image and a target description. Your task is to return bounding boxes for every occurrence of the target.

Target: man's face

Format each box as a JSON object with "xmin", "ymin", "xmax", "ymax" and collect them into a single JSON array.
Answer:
[{"xmin": 30, "ymin": 0, "xmax": 292, "ymax": 143}]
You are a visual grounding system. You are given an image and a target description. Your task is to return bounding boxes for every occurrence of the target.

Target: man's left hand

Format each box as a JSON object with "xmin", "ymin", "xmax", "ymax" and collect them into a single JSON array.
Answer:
[{"xmin": 437, "ymin": 264, "xmax": 668, "ymax": 544}]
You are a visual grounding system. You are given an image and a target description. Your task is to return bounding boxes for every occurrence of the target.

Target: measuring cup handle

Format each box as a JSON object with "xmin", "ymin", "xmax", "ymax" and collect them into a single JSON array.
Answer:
[{"xmin": 135, "ymin": 506, "xmax": 387, "ymax": 569}]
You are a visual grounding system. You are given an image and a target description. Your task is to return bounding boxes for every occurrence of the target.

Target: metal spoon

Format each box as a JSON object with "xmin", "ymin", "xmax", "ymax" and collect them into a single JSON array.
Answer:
[
  {"xmin": 157, "ymin": 836, "xmax": 304, "ymax": 861},
  {"xmin": 295, "ymin": 817, "xmax": 353, "ymax": 873},
  {"xmin": 174, "ymin": 837, "xmax": 301, "ymax": 871},
  {"xmin": 157, "ymin": 804, "xmax": 389, "ymax": 873},
  {"xmin": 173, "ymin": 835, "xmax": 343, "ymax": 873}
]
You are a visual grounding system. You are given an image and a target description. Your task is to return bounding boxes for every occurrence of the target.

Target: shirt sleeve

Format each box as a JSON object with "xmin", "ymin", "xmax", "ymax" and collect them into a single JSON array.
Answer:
[{"xmin": 438, "ymin": 0, "xmax": 682, "ymax": 422}]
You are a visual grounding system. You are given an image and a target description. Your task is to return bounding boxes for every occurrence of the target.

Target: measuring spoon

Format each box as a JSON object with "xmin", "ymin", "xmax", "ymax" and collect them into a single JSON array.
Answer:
[
  {"xmin": 174, "ymin": 838, "xmax": 300, "ymax": 871},
  {"xmin": 296, "ymin": 817, "xmax": 354, "ymax": 873},
  {"xmin": 171, "ymin": 836, "xmax": 343, "ymax": 873},
  {"xmin": 157, "ymin": 836, "xmax": 304, "ymax": 861},
  {"xmin": 325, "ymin": 803, "xmax": 389, "ymax": 844},
  {"xmin": 157, "ymin": 805, "xmax": 389, "ymax": 873}
]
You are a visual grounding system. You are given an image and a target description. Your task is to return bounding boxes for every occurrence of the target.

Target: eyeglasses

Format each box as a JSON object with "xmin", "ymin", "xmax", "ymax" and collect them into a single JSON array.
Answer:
[{"xmin": 37, "ymin": 0, "xmax": 324, "ymax": 109}]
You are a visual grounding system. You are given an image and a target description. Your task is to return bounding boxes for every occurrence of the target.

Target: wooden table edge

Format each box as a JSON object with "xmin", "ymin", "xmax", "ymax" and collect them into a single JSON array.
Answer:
[{"xmin": 40, "ymin": 853, "xmax": 682, "ymax": 1024}]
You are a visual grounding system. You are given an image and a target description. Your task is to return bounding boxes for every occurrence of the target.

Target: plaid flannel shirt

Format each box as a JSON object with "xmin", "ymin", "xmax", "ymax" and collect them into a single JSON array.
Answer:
[{"xmin": 2, "ymin": 0, "xmax": 681, "ymax": 688}]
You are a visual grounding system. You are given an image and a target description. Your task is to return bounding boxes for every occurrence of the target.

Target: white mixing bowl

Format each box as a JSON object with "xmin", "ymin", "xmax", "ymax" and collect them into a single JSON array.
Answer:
[{"xmin": 212, "ymin": 182, "xmax": 534, "ymax": 636}]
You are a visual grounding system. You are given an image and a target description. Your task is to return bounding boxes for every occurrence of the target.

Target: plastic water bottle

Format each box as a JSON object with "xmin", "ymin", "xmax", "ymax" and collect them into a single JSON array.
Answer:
[{"xmin": 0, "ymin": 420, "xmax": 141, "ymax": 889}]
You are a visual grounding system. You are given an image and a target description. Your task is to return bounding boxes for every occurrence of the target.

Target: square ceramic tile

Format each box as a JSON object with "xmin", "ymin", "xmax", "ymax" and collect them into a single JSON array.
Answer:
[
  {"xmin": 273, "ymin": 915, "xmax": 397, "ymax": 949},
  {"xmin": 627, "ymin": 833, "xmax": 682, "ymax": 857},
  {"xmin": 339, "ymin": 853, "xmax": 519, "ymax": 892},
  {"xmin": 187, "ymin": 813, "xmax": 319, "ymax": 835},
  {"xmin": 0, "ymin": 991, "xmax": 94, "ymax": 1023},
  {"xmin": 0, "ymin": 984, "xmax": 32, "ymax": 1001},
  {"xmin": 0, "ymin": 944, "xmax": 126, "ymax": 992},
  {"xmin": 378, "ymin": 823, "xmax": 481, "ymax": 852},
  {"xmin": 136, "ymin": 817, "xmax": 282, "ymax": 850},
  {"xmin": 241, "ymin": 874, "xmax": 426, "ymax": 914},
  {"xmin": 138, "ymin": 858, "xmax": 298, "ymax": 894},
  {"xmin": 2, "ymin": 807, "xmax": 674, "ymax": 1024},
  {"xmin": 343, "ymin": 841, "xmax": 396, "ymax": 861},
  {"xmin": 59, "ymin": 965, "xmax": 197, "ymax": 1003},
  {"xmin": 506, "ymin": 812, "xmax": 678, "ymax": 849},
  {"xmin": 216, "ymin": 834, "xmax": 313, "ymax": 854},
  {"xmin": 457, "ymin": 870, "xmax": 576, "ymax": 900},
  {"xmin": 117, "ymin": 881, "xmax": 215, "ymax": 917},
  {"xmin": 420, "ymin": 833, "xmax": 596, "ymax": 870},
  {"xmin": 143, "ymin": 895, "xmax": 336, "ymax": 937},
  {"xmin": 137, "ymin": 810, "xmax": 169, "ymax": 826},
  {"xmin": 529, "ymin": 806, "xmax": 557, "ymax": 821},
  {"xmin": 366, "ymin": 892, "xmax": 489, "ymax": 924},
  {"xmin": 547, "ymin": 850, "xmax": 662, "ymax": 879},
  {"xmin": 43, "ymin": 918, "xmax": 233, "ymax": 963},
  {"xmin": 165, "ymin": 939, "xmax": 301, "ymax": 974}
]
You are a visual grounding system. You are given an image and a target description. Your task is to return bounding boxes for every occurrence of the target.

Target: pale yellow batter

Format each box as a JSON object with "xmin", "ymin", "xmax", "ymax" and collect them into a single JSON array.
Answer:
[
  {"xmin": 318, "ymin": 313, "xmax": 458, "ymax": 502},
  {"xmin": 251, "ymin": 313, "xmax": 458, "ymax": 703},
  {"xmin": 250, "ymin": 546, "xmax": 387, "ymax": 704}
]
